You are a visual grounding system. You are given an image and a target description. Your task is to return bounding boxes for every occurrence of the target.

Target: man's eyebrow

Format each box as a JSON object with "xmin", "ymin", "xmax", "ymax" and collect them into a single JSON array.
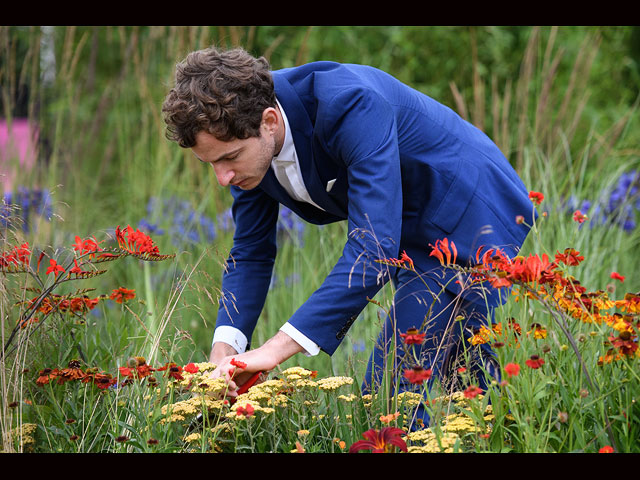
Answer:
[{"xmin": 195, "ymin": 147, "xmax": 242, "ymax": 164}]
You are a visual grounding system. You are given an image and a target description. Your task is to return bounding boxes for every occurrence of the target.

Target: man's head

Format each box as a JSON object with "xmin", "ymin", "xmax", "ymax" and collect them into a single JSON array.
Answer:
[
  {"xmin": 162, "ymin": 47, "xmax": 283, "ymax": 189},
  {"xmin": 162, "ymin": 46, "xmax": 277, "ymax": 148}
]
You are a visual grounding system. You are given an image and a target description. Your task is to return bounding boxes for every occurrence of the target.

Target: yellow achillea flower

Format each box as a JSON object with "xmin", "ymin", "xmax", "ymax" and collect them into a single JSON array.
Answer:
[
  {"xmin": 184, "ymin": 432, "xmax": 201, "ymax": 443},
  {"xmin": 441, "ymin": 413, "xmax": 485, "ymax": 436},
  {"xmin": 160, "ymin": 396, "xmax": 227, "ymax": 424},
  {"xmin": 281, "ymin": 366, "xmax": 317, "ymax": 379},
  {"xmin": 316, "ymin": 376, "xmax": 353, "ymax": 391},
  {"xmin": 397, "ymin": 391, "xmax": 423, "ymax": 407},
  {"xmin": 4, "ymin": 423, "xmax": 37, "ymax": 452},
  {"xmin": 337, "ymin": 393, "xmax": 358, "ymax": 402},
  {"xmin": 297, "ymin": 429, "xmax": 310, "ymax": 438},
  {"xmin": 407, "ymin": 428, "xmax": 460, "ymax": 453}
]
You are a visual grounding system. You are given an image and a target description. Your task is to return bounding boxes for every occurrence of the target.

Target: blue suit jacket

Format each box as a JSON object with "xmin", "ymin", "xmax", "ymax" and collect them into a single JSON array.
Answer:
[{"xmin": 216, "ymin": 62, "xmax": 535, "ymax": 355}]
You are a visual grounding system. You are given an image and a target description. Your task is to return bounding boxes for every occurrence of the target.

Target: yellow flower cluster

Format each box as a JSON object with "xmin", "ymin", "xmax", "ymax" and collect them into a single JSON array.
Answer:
[
  {"xmin": 159, "ymin": 396, "xmax": 227, "ymax": 424},
  {"xmin": 406, "ymin": 429, "xmax": 461, "ymax": 453},
  {"xmin": 2, "ymin": 423, "xmax": 37, "ymax": 452},
  {"xmin": 316, "ymin": 376, "xmax": 353, "ymax": 391}
]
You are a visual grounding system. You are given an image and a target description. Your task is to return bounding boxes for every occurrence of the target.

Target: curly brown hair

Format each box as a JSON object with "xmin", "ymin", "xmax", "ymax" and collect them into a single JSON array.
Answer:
[{"xmin": 162, "ymin": 47, "xmax": 276, "ymax": 148}]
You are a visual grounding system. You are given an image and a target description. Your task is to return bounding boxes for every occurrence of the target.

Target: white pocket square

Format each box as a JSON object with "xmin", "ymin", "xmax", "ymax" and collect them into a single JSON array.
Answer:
[{"xmin": 326, "ymin": 179, "xmax": 337, "ymax": 192}]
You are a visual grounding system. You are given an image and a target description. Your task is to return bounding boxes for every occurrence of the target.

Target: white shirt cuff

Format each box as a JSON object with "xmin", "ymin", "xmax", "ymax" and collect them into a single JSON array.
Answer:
[
  {"xmin": 280, "ymin": 322, "xmax": 321, "ymax": 357},
  {"xmin": 212, "ymin": 325, "xmax": 248, "ymax": 353}
]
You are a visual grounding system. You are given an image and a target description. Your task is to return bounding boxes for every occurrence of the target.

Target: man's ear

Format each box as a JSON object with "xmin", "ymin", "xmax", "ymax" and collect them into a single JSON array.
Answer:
[{"xmin": 261, "ymin": 107, "xmax": 279, "ymax": 135}]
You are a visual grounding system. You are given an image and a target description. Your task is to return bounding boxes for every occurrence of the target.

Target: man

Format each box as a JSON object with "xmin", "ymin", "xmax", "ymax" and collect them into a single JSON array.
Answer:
[{"xmin": 162, "ymin": 47, "xmax": 535, "ymax": 421}]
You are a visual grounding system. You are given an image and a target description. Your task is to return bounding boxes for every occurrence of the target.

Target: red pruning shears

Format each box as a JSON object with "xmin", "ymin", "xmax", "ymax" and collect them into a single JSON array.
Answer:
[{"xmin": 230, "ymin": 370, "xmax": 264, "ymax": 404}]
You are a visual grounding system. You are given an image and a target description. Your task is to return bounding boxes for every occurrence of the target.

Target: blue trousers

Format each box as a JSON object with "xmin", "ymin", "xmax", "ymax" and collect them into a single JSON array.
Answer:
[{"xmin": 361, "ymin": 251, "xmax": 501, "ymax": 429}]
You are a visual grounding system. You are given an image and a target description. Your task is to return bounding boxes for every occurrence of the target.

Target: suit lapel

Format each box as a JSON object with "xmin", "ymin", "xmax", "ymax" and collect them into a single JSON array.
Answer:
[{"xmin": 271, "ymin": 72, "xmax": 346, "ymax": 221}]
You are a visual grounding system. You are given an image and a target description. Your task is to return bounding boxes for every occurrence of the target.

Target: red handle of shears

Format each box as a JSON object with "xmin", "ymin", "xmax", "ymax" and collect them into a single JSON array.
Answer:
[{"xmin": 229, "ymin": 371, "xmax": 264, "ymax": 404}]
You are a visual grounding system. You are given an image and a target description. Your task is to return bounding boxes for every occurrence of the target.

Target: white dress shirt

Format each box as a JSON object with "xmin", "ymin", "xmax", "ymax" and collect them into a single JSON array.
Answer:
[{"xmin": 212, "ymin": 99, "xmax": 322, "ymax": 357}]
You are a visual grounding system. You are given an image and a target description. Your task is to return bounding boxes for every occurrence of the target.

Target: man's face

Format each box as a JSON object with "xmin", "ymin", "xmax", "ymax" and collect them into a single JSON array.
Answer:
[{"xmin": 192, "ymin": 125, "xmax": 276, "ymax": 190}]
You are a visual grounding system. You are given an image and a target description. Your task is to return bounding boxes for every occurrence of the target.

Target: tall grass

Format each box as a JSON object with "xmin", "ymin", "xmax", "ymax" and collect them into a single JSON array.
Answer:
[{"xmin": 1, "ymin": 26, "xmax": 638, "ymax": 452}]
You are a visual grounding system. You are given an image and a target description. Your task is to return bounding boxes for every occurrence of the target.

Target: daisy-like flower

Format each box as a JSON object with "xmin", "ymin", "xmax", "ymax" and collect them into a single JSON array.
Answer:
[
  {"xmin": 525, "ymin": 355, "xmax": 545, "ymax": 369},
  {"xmin": 599, "ymin": 445, "xmax": 614, "ymax": 453},
  {"xmin": 463, "ymin": 385, "xmax": 483, "ymax": 399},
  {"xmin": 349, "ymin": 427, "xmax": 407, "ymax": 453},
  {"xmin": 157, "ymin": 362, "xmax": 184, "ymax": 381},
  {"xmin": 403, "ymin": 365, "xmax": 432, "ymax": 384},
  {"xmin": 528, "ymin": 191, "xmax": 544, "ymax": 205},
  {"xmin": 572, "ymin": 210, "xmax": 588, "ymax": 223},
  {"xmin": 379, "ymin": 412, "xmax": 400, "ymax": 424},
  {"xmin": 400, "ymin": 327, "xmax": 426, "ymax": 345},
  {"xmin": 504, "ymin": 362, "xmax": 520, "ymax": 378},
  {"xmin": 610, "ymin": 272, "xmax": 625, "ymax": 283}
]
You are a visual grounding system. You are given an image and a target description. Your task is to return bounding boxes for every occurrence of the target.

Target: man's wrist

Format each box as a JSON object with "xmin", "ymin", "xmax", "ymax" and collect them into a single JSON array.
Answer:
[{"xmin": 209, "ymin": 341, "xmax": 239, "ymax": 364}]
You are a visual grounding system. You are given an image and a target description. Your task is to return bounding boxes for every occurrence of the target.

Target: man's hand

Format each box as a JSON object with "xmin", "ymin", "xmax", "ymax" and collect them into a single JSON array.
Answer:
[{"xmin": 207, "ymin": 330, "xmax": 305, "ymax": 400}]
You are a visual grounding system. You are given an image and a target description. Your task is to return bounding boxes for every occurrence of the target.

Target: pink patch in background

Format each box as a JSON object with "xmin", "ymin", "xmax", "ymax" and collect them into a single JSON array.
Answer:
[{"xmin": 1, "ymin": 118, "xmax": 39, "ymax": 193}]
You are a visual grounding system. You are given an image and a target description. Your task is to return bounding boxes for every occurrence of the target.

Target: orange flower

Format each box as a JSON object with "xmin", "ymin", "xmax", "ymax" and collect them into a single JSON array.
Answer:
[
  {"xmin": 528, "ymin": 191, "xmax": 544, "ymax": 205},
  {"xmin": 403, "ymin": 365, "xmax": 432, "ymax": 384},
  {"xmin": 379, "ymin": 412, "xmax": 400, "ymax": 424},
  {"xmin": 610, "ymin": 272, "xmax": 625, "ymax": 283},
  {"xmin": 555, "ymin": 248, "xmax": 584, "ymax": 267},
  {"xmin": 349, "ymin": 427, "xmax": 407, "ymax": 453},
  {"xmin": 115, "ymin": 225, "xmax": 160, "ymax": 255},
  {"xmin": 429, "ymin": 238, "xmax": 457, "ymax": 266},
  {"xmin": 184, "ymin": 362, "xmax": 199, "ymax": 374},
  {"xmin": 525, "ymin": 355, "xmax": 545, "ymax": 369},
  {"xmin": 157, "ymin": 362, "xmax": 184, "ymax": 381},
  {"xmin": 599, "ymin": 445, "xmax": 614, "ymax": 453},
  {"xmin": 110, "ymin": 287, "xmax": 136, "ymax": 304},
  {"xmin": 236, "ymin": 403, "xmax": 255, "ymax": 418},
  {"xmin": 399, "ymin": 327, "xmax": 426, "ymax": 345},
  {"xmin": 572, "ymin": 210, "xmax": 588, "ymax": 223},
  {"xmin": 504, "ymin": 362, "xmax": 520, "ymax": 378},
  {"xmin": 45, "ymin": 258, "xmax": 65, "ymax": 278},
  {"xmin": 463, "ymin": 385, "xmax": 483, "ymax": 399}
]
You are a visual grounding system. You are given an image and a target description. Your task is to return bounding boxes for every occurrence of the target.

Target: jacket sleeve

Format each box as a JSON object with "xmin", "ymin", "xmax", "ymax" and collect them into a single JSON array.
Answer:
[
  {"xmin": 215, "ymin": 185, "xmax": 279, "ymax": 348},
  {"xmin": 286, "ymin": 86, "xmax": 404, "ymax": 355}
]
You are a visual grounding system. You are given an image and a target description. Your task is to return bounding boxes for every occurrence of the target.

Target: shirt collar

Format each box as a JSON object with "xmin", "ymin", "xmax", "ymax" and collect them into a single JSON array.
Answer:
[{"xmin": 272, "ymin": 99, "xmax": 295, "ymax": 163}]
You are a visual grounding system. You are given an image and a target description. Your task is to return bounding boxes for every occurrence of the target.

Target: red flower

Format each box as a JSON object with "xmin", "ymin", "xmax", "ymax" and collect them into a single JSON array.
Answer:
[
  {"xmin": 610, "ymin": 272, "xmax": 625, "ymax": 283},
  {"xmin": 463, "ymin": 385, "xmax": 483, "ymax": 399},
  {"xmin": 403, "ymin": 365, "xmax": 432, "ymax": 384},
  {"xmin": 528, "ymin": 191, "xmax": 544, "ymax": 205},
  {"xmin": 115, "ymin": 225, "xmax": 160, "ymax": 255},
  {"xmin": 73, "ymin": 235, "xmax": 102, "ymax": 258},
  {"xmin": 68, "ymin": 259, "xmax": 84, "ymax": 276},
  {"xmin": 183, "ymin": 362, "xmax": 199, "ymax": 374},
  {"xmin": 599, "ymin": 445, "xmax": 614, "ymax": 453},
  {"xmin": 236, "ymin": 403, "xmax": 255, "ymax": 417},
  {"xmin": 399, "ymin": 250, "xmax": 414, "ymax": 270},
  {"xmin": 349, "ymin": 427, "xmax": 407, "ymax": 453},
  {"xmin": 157, "ymin": 362, "xmax": 184, "ymax": 381},
  {"xmin": 45, "ymin": 259, "xmax": 65, "ymax": 278},
  {"xmin": 525, "ymin": 355, "xmax": 545, "ymax": 369},
  {"xmin": 230, "ymin": 358, "xmax": 247, "ymax": 369},
  {"xmin": 572, "ymin": 210, "xmax": 588, "ymax": 223},
  {"xmin": 93, "ymin": 373, "xmax": 117, "ymax": 390},
  {"xmin": 399, "ymin": 327, "xmax": 426, "ymax": 345},
  {"xmin": 429, "ymin": 238, "xmax": 458, "ymax": 266},
  {"xmin": 554, "ymin": 248, "xmax": 584, "ymax": 267},
  {"xmin": 504, "ymin": 362, "xmax": 520, "ymax": 378},
  {"xmin": 110, "ymin": 287, "xmax": 136, "ymax": 304}
]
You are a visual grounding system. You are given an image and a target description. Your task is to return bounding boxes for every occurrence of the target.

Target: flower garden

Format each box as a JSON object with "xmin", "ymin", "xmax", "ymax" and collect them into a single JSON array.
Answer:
[{"xmin": 1, "ymin": 26, "xmax": 639, "ymax": 453}]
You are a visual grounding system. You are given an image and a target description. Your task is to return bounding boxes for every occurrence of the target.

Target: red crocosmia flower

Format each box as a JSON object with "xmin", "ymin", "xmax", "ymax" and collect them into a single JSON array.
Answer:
[
  {"xmin": 525, "ymin": 355, "xmax": 545, "ymax": 369},
  {"xmin": 349, "ymin": 427, "xmax": 408, "ymax": 453},
  {"xmin": 45, "ymin": 259, "xmax": 65, "ymax": 278},
  {"xmin": 116, "ymin": 225, "xmax": 160, "ymax": 255},
  {"xmin": 572, "ymin": 210, "xmax": 588, "ymax": 223},
  {"xmin": 504, "ymin": 362, "xmax": 520, "ymax": 378},
  {"xmin": 599, "ymin": 445, "xmax": 614, "ymax": 453},
  {"xmin": 463, "ymin": 385, "xmax": 483, "ymax": 399},
  {"xmin": 429, "ymin": 238, "xmax": 457, "ymax": 266},
  {"xmin": 403, "ymin": 365, "xmax": 432, "ymax": 384},
  {"xmin": 610, "ymin": 272, "xmax": 625, "ymax": 283},
  {"xmin": 110, "ymin": 287, "xmax": 136, "ymax": 304},
  {"xmin": 236, "ymin": 403, "xmax": 255, "ymax": 417},
  {"xmin": 183, "ymin": 362, "xmax": 199, "ymax": 374},
  {"xmin": 73, "ymin": 235, "xmax": 102, "ymax": 258},
  {"xmin": 528, "ymin": 191, "xmax": 544, "ymax": 205},
  {"xmin": 399, "ymin": 250, "xmax": 414, "ymax": 270},
  {"xmin": 399, "ymin": 327, "xmax": 426, "ymax": 345}
]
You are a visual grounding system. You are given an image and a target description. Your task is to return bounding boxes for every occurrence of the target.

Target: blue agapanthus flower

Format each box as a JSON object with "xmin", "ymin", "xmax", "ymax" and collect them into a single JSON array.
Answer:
[{"xmin": 1, "ymin": 187, "xmax": 53, "ymax": 233}]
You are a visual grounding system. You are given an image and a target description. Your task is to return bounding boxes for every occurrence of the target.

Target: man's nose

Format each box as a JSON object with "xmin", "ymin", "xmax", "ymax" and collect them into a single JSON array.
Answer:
[{"xmin": 213, "ymin": 164, "xmax": 234, "ymax": 187}]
